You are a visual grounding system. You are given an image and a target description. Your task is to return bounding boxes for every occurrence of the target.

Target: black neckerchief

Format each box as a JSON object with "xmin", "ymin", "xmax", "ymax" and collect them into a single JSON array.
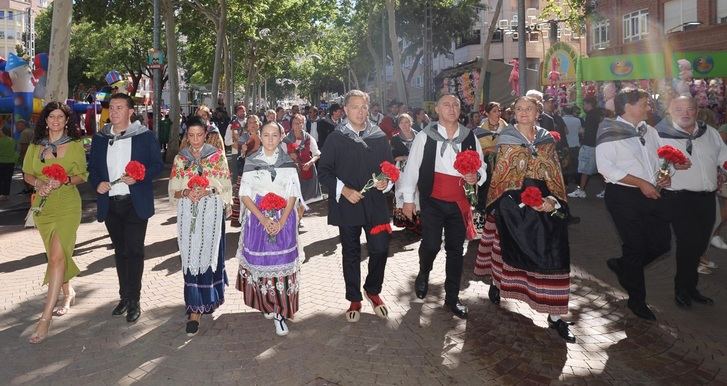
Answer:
[
  {"xmin": 38, "ymin": 135, "xmax": 72, "ymax": 162},
  {"xmin": 422, "ymin": 122, "xmax": 471, "ymax": 157},
  {"xmin": 655, "ymin": 118, "xmax": 708, "ymax": 155},
  {"xmin": 336, "ymin": 119, "xmax": 386, "ymax": 149},
  {"xmin": 179, "ymin": 143, "xmax": 218, "ymax": 175},
  {"xmin": 242, "ymin": 147, "xmax": 296, "ymax": 181},
  {"xmin": 596, "ymin": 118, "xmax": 647, "ymax": 146}
]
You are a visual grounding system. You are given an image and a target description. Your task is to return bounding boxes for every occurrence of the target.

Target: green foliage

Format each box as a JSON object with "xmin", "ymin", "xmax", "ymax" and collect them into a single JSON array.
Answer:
[{"xmin": 540, "ymin": 0, "xmax": 596, "ymax": 34}]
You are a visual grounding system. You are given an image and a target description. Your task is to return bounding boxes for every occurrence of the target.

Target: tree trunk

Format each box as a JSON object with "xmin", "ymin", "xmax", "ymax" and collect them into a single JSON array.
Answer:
[
  {"xmin": 475, "ymin": 0, "xmax": 503, "ymax": 107},
  {"xmin": 366, "ymin": 13, "xmax": 384, "ymax": 104},
  {"xmin": 226, "ymin": 38, "xmax": 234, "ymax": 113},
  {"xmin": 162, "ymin": 0, "xmax": 180, "ymax": 162},
  {"xmin": 211, "ymin": 0, "xmax": 226, "ymax": 106},
  {"xmin": 46, "ymin": 0, "xmax": 73, "ymax": 102},
  {"xmin": 348, "ymin": 65, "xmax": 360, "ymax": 90},
  {"xmin": 386, "ymin": 0, "xmax": 407, "ymax": 106},
  {"xmin": 221, "ymin": 34, "xmax": 230, "ymax": 109},
  {"xmin": 406, "ymin": 50, "xmax": 424, "ymax": 84}
]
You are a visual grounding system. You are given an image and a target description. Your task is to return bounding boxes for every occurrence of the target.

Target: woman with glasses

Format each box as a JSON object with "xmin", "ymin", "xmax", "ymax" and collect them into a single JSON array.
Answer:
[{"xmin": 475, "ymin": 95, "xmax": 575, "ymax": 342}]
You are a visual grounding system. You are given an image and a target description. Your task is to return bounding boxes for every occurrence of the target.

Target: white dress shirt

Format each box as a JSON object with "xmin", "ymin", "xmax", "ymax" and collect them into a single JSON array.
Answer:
[
  {"xmin": 309, "ymin": 120, "xmax": 319, "ymax": 142},
  {"xmin": 661, "ymin": 123, "xmax": 727, "ymax": 192},
  {"xmin": 399, "ymin": 124, "xmax": 487, "ymax": 203},
  {"xmin": 107, "ymin": 130, "xmax": 132, "ymax": 196},
  {"xmin": 596, "ymin": 116, "xmax": 660, "ymax": 187}
]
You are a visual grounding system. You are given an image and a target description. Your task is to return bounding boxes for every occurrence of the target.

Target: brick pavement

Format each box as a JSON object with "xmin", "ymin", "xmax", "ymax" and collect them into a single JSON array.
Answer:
[{"xmin": 1, "ymin": 168, "xmax": 726, "ymax": 385}]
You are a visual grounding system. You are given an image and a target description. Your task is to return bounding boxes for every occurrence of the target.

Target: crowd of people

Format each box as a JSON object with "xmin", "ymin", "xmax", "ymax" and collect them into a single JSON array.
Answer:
[{"xmin": 13, "ymin": 84, "xmax": 726, "ymax": 346}]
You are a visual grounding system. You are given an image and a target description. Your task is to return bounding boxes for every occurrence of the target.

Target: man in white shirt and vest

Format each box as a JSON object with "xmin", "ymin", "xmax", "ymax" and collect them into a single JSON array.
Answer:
[
  {"xmin": 400, "ymin": 94, "xmax": 487, "ymax": 319},
  {"xmin": 656, "ymin": 95, "xmax": 724, "ymax": 308},
  {"xmin": 595, "ymin": 88, "xmax": 673, "ymax": 321}
]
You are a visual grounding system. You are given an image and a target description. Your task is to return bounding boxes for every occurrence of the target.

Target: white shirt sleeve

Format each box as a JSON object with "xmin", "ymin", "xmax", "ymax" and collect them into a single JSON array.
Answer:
[
  {"xmin": 309, "ymin": 136, "xmax": 321, "ymax": 157},
  {"xmin": 473, "ymin": 136, "xmax": 488, "ymax": 186},
  {"xmin": 335, "ymin": 178, "xmax": 344, "ymax": 202},
  {"xmin": 224, "ymin": 124, "xmax": 234, "ymax": 146},
  {"xmin": 596, "ymin": 141, "xmax": 628, "ymax": 183},
  {"xmin": 399, "ymin": 132, "xmax": 427, "ymax": 203}
]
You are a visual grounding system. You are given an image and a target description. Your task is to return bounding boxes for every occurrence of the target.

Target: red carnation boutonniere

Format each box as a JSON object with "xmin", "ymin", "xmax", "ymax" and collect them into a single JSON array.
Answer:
[
  {"xmin": 361, "ymin": 161, "xmax": 400, "ymax": 194},
  {"xmin": 453, "ymin": 150, "xmax": 482, "ymax": 206}
]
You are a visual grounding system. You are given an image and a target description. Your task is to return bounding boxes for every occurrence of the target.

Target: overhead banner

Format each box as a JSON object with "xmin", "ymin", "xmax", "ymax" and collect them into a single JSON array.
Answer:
[
  {"xmin": 672, "ymin": 51, "xmax": 727, "ymax": 78},
  {"xmin": 540, "ymin": 42, "xmax": 579, "ymax": 85},
  {"xmin": 581, "ymin": 53, "xmax": 666, "ymax": 81}
]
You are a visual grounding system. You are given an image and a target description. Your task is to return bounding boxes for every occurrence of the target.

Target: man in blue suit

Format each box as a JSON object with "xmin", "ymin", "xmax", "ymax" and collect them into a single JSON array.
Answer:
[{"xmin": 89, "ymin": 93, "xmax": 163, "ymax": 323}]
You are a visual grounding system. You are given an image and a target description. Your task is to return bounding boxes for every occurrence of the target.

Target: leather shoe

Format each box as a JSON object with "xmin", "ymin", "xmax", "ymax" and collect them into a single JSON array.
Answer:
[
  {"xmin": 674, "ymin": 292, "xmax": 692, "ymax": 308},
  {"xmin": 488, "ymin": 285, "xmax": 500, "ymax": 305},
  {"xmin": 689, "ymin": 290, "xmax": 714, "ymax": 305},
  {"xmin": 111, "ymin": 300, "xmax": 128, "ymax": 316},
  {"xmin": 414, "ymin": 271, "xmax": 429, "ymax": 299},
  {"xmin": 444, "ymin": 300, "xmax": 468, "ymax": 319},
  {"xmin": 547, "ymin": 316, "xmax": 576, "ymax": 343},
  {"xmin": 627, "ymin": 301, "xmax": 656, "ymax": 321},
  {"xmin": 126, "ymin": 301, "xmax": 141, "ymax": 323}
]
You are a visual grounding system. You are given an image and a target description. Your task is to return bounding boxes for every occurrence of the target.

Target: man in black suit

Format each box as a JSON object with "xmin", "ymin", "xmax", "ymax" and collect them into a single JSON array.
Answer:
[{"xmin": 315, "ymin": 103, "xmax": 343, "ymax": 149}]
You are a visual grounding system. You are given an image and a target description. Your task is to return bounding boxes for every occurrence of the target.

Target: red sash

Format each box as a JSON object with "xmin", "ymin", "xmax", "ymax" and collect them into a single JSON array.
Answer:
[{"xmin": 430, "ymin": 172, "xmax": 476, "ymax": 240}]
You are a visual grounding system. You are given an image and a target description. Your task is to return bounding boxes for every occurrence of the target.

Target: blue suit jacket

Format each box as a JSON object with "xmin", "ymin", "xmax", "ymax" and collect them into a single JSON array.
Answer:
[{"xmin": 88, "ymin": 130, "xmax": 163, "ymax": 222}]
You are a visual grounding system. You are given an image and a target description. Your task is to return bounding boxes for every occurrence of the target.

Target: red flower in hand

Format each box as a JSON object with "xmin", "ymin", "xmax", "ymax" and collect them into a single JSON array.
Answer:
[
  {"xmin": 379, "ymin": 161, "xmax": 400, "ymax": 183},
  {"xmin": 657, "ymin": 145, "xmax": 687, "ymax": 165},
  {"xmin": 370, "ymin": 223, "xmax": 392, "ymax": 235},
  {"xmin": 259, "ymin": 192, "xmax": 287, "ymax": 211},
  {"xmin": 125, "ymin": 160, "xmax": 146, "ymax": 181},
  {"xmin": 549, "ymin": 131, "xmax": 561, "ymax": 142},
  {"xmin": 453, "ymin": 150, "xmax": 482, "ymax": 175},
  {"xmin": 520, "ymin": 186, "xmax": 544, "ymax": 207},
  {"xmin": 187, "ymin": 175, "xmax": 209, "ymax": 190},
  {"xmin": 42, "ymin": 164, "xmax": 68, "ymax": 182}
]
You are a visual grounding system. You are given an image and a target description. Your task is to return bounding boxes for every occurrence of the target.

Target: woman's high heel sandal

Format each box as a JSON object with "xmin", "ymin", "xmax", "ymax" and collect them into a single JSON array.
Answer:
[
  {"xmin": 28, "ymin": 317, "xmax": 52, "ymax": 344},
  {"xmin": 53, "ymin": 291, "xmax": 76, "ymax": 317}
]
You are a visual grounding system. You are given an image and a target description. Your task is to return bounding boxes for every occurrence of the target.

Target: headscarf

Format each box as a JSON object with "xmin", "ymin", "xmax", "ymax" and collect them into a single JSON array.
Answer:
[
  {"xmin": 38, "ymin": 135, "xmax": 72, "ymax": 162},
  {"xmin": 242, "ymin": 147, "xmax": 296, "ymax": 181},
  {"xmin": 178, "ymin": 143, "xmax": 219, "ymax": 175},
  {"xmin": 596, "ymin": 118, "xmax": 648, "ymax": 146},
  {"xmin": 335, "ymin": 119, "xmax": 386, "ymax": 149},
  {"xmin": 497, "ymin": 124, "xmax": 555, "ymax": 157},
  {"xmin": 99, "ymin": 120, "xmax": 150, "ymax": 146},
  {"xmin": 421, "ymin": 121, "xmax": 472, "ymax": 156},
  {"xmin": 655, "ymin": 118, "xmax": 707, "ymax": 155}
]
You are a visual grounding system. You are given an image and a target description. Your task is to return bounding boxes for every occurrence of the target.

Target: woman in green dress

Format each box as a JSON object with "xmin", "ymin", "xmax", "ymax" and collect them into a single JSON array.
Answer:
[{"xmin": 22, "ymin": 102, "xmax": 88, "ymax": 344}]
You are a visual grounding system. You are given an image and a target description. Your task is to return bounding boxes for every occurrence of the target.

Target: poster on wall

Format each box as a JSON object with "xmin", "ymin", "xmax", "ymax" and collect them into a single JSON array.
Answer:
[
  {"xmin": 581, "ymin": 53, "xmax": 666, "ymax": 81},
  {"xmin": 672, "ymin": 52, "xmax": 727, "ymax": 78},
  {"xmin": 540, "ymin": 42, "xmax": 579, "ymax": 85}
]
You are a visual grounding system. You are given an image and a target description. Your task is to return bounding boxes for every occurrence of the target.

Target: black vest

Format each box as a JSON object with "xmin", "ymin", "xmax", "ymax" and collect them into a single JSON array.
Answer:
[{"xmin": 417, "ymin": 131, "xmax": 477, "ymax": 200}]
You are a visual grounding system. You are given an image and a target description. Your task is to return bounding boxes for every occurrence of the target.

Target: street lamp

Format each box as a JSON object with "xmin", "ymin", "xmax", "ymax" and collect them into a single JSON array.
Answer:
[{"xmin": 666, "ymin": 21, "xmax": 702, "ymax": 33}]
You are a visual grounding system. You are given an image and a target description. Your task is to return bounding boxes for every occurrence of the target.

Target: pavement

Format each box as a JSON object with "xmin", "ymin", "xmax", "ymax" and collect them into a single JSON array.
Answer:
[{"xmin": 1, "ymin": 163, "xmax": 727, "ymax": 385}]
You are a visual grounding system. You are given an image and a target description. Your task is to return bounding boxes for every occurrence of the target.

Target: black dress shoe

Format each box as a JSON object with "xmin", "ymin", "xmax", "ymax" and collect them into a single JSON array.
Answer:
[
  {"xmin": 126, "ymin": 301, "xmax": 141, "ymax": 323},
  {"xmin": 444, "ymin": 301, "xmax": 468, "ymax": 319},
  {"xmin": 112, "ymin": 300, "xmax": 128, "ymax": 316},
  {"xmin": 488, "ymin": 285, "xmax": 500, "ymax": 305},
  {"xmin": 674, "ymin": 292, "xmax": 692, "ymax": 308},
  {"xmin": 186, "ymin": 320, "xmax": 199, "ymax": 336},
  {"xmin": 689, "ymin": 291, "xmax": 714, "ymax": 305},
  {"xmin": 414, "ymin": 272, "xmax": 429, "ymax": 299},
  {"xmin": 627, "ymin": 301, "xmax": 656, "ymax": 321},
  {"xmin": 547, "ymin": 316, "xmax": 576, "ymax": 343}
]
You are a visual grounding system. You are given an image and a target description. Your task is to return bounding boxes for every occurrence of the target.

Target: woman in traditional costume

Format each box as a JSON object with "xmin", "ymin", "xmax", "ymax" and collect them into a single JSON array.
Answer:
[
  {"xmin": 236, "ymin": 122, "xmax": 304, "ymax": 336},
  {"xmin": 473, "ymin": 102, "xmax": 508, "ymax": 232},
  {"xmin": 169, "ymin": 117, "xmax": 232, "ymax": 336},
  {"xmin": 476, "ymin": 96, "xmax": 575, "ymax": 342},
  {"xmin": 391, "ymin": 113, "xmax": 420, "ymax": 233},
  {"xmin": 285, "ymin": 113, "xmax": 322, "ymax": 207}
]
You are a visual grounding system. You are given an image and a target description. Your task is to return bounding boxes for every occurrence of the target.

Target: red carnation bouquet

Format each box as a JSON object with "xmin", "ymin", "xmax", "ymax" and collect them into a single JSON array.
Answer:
[
  {"xmin": 518, "ymin": 186, "xmax": 565, "ymax": 219},
  {"xmin": 549, "ymin": 131, "xmax": 561, "ymax": 142},
  {"xmin": 187, "ymin": 175, "xmax": 210, "ymax": 232},
  {"xmin": 361, "ymin": 161, "xmax": 400, "ymax": 194},
  {"xmin": 259, "ymin": 192, "xmax": 288, "ymax": 243},
  {"xmin": 655, "ymin": 145, "xmax": 688, "ymax": 189},
  {"xmin": 31, "ymin": 164, "xmax": 68, "ymax": 215},
  {"xmin": 453, "ymin": 150, "xmax": 482, "ymax": 206},
  {"xmin": 111, "ymin": 160, "xmax": 146, "ymax": 186}
]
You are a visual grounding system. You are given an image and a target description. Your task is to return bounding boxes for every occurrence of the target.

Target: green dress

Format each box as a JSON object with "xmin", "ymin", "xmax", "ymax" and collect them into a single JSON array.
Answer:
[{"xmin": 22, "ymin": 141, "xmax": 88, "ymax": 284}]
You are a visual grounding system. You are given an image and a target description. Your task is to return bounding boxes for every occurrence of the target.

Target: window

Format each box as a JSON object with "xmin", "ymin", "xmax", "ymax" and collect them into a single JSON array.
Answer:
[
  {"xmin": 414, "ymin": 75, "xmax": 423, "ymax": 88},
  {"xmin": 7, "ymin": 11, "xmax": 13, "ymax": 21},
  {"xmin": 0, "ymin": 32, "xmax": 4, "ymax": 39},
  {"xmin": 591, "ymin": 20, "xmax": 609, "ymax": 49},
  {"xmin": 718, "ymin": 0, "xmax": 727, "ymax": 24},
  {"xmin": 0, "ymin": 11, "xmax": 5, "ymax": 19},
  {"xmin": 623, "ymin": 9, "xmax": 648, "ymax": 43},
  {"xmin": 664, "ymin": 0, "xmax": 698, "ymax": 32}
]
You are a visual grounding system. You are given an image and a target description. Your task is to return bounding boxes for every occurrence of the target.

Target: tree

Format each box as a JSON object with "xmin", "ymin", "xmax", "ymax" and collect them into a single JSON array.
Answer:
[
  {"xmin": 162, "ymin": 0, "xmax": 181, "ymax": 161},
  {"xmin": 475, "ymin": 0, "xmax": 503, "ymax": 107},
  {"xmin": 46, "ymin": 0, "xmax": 73, "ymax": 102},
  {"xmin": 386, "ymin": 0, "xmax": 407, "ymax": 105},
  {"xmin": 189, "ymin": 0, "xmax": 226, "ymax": 108},
  {"xmin": 541, "ymin": 0, "xmax": 596, "ymax": 34}
]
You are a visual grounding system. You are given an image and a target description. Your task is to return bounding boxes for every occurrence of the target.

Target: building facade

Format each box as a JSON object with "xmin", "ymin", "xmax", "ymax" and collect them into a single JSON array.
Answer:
[
  {"xmin": 587, "ymin": 0, "xmax": 727, "ymax": 56},
  {"xmin": 0, "ymin": 0, "xmax": 49, "ymax": 60}
]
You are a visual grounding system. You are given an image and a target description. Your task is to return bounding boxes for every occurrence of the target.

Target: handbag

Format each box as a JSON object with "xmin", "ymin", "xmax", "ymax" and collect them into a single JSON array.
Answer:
[{"xmin": 24, "ymin": 193, "xmax": 36, "ymax": 228}]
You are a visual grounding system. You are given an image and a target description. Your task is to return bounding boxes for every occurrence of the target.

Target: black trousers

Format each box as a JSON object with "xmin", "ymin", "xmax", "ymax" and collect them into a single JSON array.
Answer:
[
  {"xmin": 604, "ymin": 184, "xmax": 671, "ymax": 304},
  {"xmin": 0, "ymin": 163, "xmax": 13, "ymax": 195},
  {"xmin": 418, "ymin": 198, "xmax": 466, "ymax": 304},
  {"xmin": 105, "ymin": 197, "xmax": 149, "ymax": 302},
  {"xmin": 339, "ymin": 225, "xmax": 390, "ymax": 302},
  {"xmin": 662, "ymin": 190, "xmax": 715, "ymax": 294}
]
